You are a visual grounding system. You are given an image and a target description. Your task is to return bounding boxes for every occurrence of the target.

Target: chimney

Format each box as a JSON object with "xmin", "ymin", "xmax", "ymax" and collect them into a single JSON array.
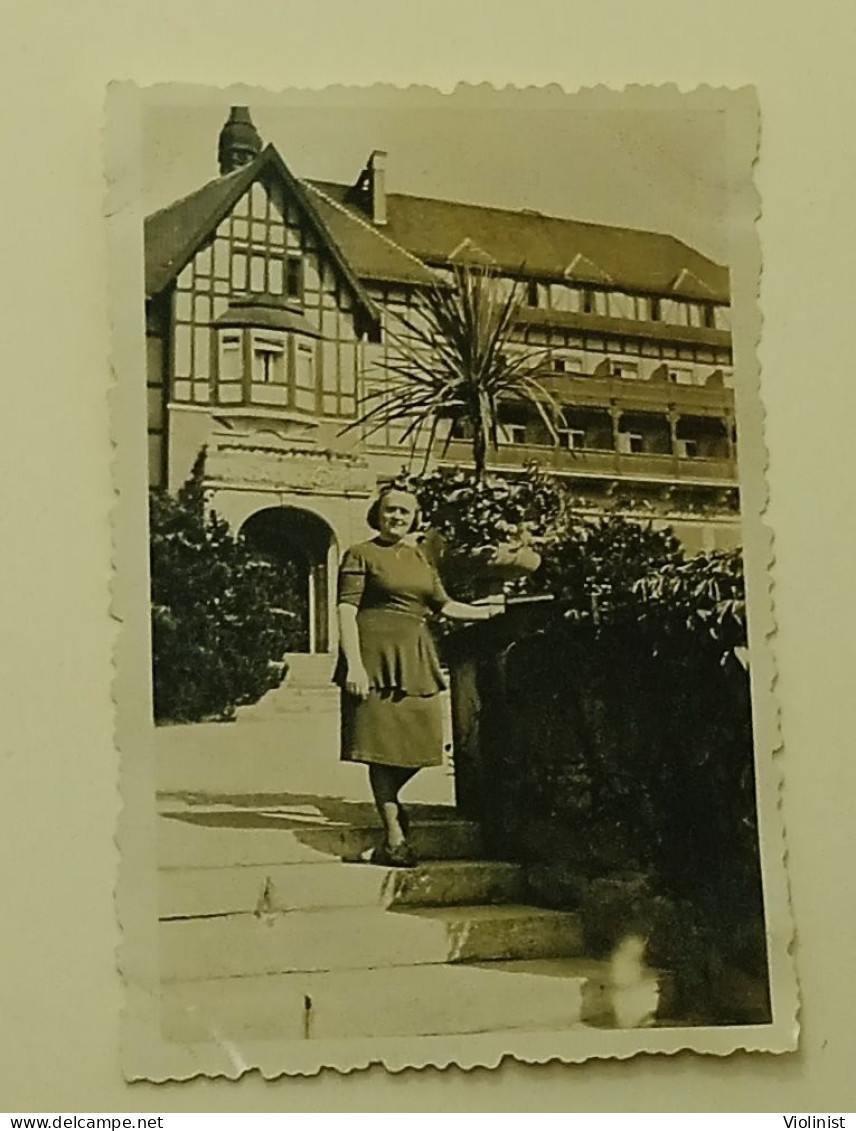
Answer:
[
  {"xmin": 367, "ymin": 150, "xmax": 387, "ymax": 226},
  {"xmin": 349, "ymin": 150, "xmax": 388, "ymax": 225},
  {"xmin": 218, "ymin": 107, "xmax": 262, "ymax": 175}
]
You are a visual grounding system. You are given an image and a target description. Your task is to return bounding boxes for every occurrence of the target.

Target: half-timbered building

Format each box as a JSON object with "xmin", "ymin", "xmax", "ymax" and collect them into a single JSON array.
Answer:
[{"xmin": 144, "ymin": 107, "xmax": 740, "ymax": 662}]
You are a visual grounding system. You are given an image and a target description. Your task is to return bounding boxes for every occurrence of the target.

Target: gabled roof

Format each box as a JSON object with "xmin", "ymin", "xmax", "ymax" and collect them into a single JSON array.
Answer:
[
  {"xmin": 302, "ymin": 182, "xmax": 437, "ymax": 288},
  {"xmin": 144, "ymin": 146, "xmax": 380, "ymax": 330},
  {"xmin": 309, "ymin": 181, "xmax": 730, "ymax": 304},
  {"xmin": 145, "ymin": 162, "xmax": 252, "ymax": 297}
]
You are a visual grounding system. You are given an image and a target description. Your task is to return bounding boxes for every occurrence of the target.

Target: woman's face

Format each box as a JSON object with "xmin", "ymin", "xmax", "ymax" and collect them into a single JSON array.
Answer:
[{"xmin": 377, "ymin": 491, "xmax": 418, "ymax": 542}]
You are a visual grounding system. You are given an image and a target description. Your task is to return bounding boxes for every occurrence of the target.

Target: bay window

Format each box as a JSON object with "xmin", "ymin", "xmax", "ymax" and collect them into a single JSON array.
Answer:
[{"xmin": 213, "ymin": 299, "xmax": 322, "ymax": 411}]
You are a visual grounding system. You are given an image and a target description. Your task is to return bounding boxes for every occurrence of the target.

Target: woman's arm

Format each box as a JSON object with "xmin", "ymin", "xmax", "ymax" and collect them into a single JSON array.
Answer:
[
  {"xmin": 440, "ymin": 597, "xmax": 505, "ymax": 622},
  {"xmin": 337, "ymin": 603, "xmax": 370, "ymax": 699}
]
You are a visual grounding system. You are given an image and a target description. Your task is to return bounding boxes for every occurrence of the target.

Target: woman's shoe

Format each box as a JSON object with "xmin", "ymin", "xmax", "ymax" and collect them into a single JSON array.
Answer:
[{"xmin": 369, "ymin": 841, "xmax": 417, "ymax": 868}]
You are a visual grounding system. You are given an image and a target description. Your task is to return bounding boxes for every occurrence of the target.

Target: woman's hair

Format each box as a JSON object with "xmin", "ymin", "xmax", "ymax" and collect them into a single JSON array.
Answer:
[{"xmin": 366, "ymin": 484, "xmax": 421, "ymax": 532}]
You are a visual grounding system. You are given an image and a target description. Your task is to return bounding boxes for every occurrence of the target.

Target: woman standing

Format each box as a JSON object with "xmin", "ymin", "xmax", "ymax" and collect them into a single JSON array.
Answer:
[{"xmin": 334, "ymin": 485, "xmax": 503, "ymax": 867}]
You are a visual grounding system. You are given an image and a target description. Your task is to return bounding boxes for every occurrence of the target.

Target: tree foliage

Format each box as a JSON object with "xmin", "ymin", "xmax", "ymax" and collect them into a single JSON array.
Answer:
[{"xmin": 149, "ymin": 452, "xmax": 303, "ymax": 723}]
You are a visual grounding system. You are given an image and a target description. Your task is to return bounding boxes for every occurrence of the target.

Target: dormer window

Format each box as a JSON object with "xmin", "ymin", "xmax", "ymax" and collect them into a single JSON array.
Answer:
[
  {"xmin": 611, "ymin": 360, "xmax": 639, "ymax": 380},
  {"xmin": 550, "ymin": 352, "xmax": 584, "ymax": 375},
  {"xmin": 213, "ymin": 296, "xmax": 321, "ymax": 411}
]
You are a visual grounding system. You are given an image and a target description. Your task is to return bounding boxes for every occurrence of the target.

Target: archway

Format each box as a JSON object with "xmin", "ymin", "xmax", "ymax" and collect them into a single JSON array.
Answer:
[{"xmin": 240, "ymin": 507, "xmax": 336, "ymax": 654}]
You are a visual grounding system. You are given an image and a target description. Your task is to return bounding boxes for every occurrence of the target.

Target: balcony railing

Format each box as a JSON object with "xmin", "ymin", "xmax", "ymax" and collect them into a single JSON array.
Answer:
[
  {"xmin": 537, "ymin": 372, "xmax": 735, "ymax": 417},
  {"xmin": 439, "ymin": 439, "xmax": 737, "ymax": 485}
]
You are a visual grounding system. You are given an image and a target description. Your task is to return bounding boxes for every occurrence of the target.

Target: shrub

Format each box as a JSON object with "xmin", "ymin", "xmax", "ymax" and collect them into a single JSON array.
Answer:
[
  {"xmin": 451, "ymin": 506, "xmax": 767, "ymax": 1018},
  {"xmin": 531, "ymin": 510, "xmax": 684, "ymax": 620},
  {"xmin": 149, "ymin": 452, "xmax": 303, "ymax": 723},
  {"xmin": 412, "ymin": 463, "xmax": 569, "ymax": 556}
]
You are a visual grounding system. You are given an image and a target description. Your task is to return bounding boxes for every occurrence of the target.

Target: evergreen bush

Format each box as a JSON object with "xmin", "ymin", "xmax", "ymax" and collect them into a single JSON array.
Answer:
[{"xmin": 149, "ymin": 452, "xmax": 303, "ymax": 724}]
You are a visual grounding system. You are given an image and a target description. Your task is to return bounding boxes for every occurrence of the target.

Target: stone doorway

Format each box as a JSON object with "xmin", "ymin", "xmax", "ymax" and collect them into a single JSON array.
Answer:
[{"xmin": 240, "ymin": 506, "xmax": 336, "ymax": 654}]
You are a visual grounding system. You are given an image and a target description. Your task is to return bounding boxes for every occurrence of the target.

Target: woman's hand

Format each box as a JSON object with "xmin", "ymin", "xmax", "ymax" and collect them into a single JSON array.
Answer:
[
  {"xmin": 345, "ymin": 661, "xmax": 371, "ymax": 700},
  {"xmin": 441, "ymin": 596, "xmax": 506, "ymax": 621},
  {"xmin": 475, "ymin": 595, "xmax": 506, "ymax": 619}
]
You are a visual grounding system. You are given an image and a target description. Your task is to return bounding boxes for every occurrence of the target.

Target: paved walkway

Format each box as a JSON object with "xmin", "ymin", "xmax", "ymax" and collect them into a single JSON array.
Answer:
[{"xmin": 156, "ymin": 688, "xmax": 456, "ymax": 806}]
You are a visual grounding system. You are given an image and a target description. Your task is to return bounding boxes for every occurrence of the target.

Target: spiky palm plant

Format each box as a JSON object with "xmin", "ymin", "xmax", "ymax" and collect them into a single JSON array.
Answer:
[{"xmin": 347, "ymin": 264, "xmax": 566, "ymax": 482}]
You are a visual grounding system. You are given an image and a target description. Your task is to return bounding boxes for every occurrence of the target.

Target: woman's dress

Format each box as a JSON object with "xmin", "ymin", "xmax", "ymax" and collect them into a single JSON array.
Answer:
[{"xmin": 333, "ymin": 538, "xmax": 449, "ymax": 768}]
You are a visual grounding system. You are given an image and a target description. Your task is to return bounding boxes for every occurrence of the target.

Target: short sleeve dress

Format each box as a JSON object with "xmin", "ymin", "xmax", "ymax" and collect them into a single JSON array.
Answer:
[{"xmin": 333, "ymin": 538, "xmax": 450, "ymax": 768}]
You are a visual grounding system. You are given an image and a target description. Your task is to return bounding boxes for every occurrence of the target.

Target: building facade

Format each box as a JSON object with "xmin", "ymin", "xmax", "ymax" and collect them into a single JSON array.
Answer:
[{"xmin": 144, "ymin": 107, "xmax": 740, "ymax": 659}]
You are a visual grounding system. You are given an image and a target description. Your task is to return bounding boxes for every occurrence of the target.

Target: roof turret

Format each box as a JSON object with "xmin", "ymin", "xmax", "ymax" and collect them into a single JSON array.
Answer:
[{"xmin": 217, "ymin": 107, "xmax": 262, "ymax": 175}]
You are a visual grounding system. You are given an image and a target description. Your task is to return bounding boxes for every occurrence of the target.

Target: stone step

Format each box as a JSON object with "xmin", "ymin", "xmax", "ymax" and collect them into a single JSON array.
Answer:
[
  {"xmin": 158, "ymin": 811, "xmax": 481, "ymax": 868},
  {"xmin": 480, "ymin": 958, "xmax": 663, "ymax": 1030},
  {"xmin": 161, "ymin": 958, "xmax": 592, "ymax": 1043},
  {"xmin": 160, "ymin": 903, "xmax": 583, "ymax": 981},
  {"xmin": 160, "ymin": 858, "xmax": 526, "ymax": 918}
]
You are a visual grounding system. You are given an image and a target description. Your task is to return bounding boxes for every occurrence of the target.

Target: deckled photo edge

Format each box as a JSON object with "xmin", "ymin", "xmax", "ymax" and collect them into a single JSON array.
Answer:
[{"xmin": 108, "ymin": 81, "xmax": 798, "ymax": 1081}]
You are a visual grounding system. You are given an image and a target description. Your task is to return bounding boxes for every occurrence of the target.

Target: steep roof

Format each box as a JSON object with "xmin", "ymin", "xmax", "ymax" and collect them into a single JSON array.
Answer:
[
  {"xmin": 145, "ymin": 162, "xmax": 253, "ymax": 297},
  {"xmin": 309, "ymin": 181, "xmax": 730, "ymax": 303},
  {"xmin": 302, "ymin": 182, "xmax": 438, "ymax": 288},
  {"xmin": 143, "ymin": 147, "xmax": 380, "ymax": 330},
  {"xmin": 146, "ymin": 150, "xmax": 729, "ymax": 313}
]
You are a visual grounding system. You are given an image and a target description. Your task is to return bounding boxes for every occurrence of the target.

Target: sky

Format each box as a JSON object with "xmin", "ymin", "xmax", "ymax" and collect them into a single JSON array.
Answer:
[{"xmin": 142, "ymin": 92, "xmax": 730, "ymax": 265}]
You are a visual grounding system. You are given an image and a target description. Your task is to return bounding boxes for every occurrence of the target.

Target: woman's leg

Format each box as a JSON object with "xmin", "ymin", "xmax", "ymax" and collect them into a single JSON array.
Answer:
[{"xmin": 369, "ymin": 764, "xmax": 418, "ymax": 848}]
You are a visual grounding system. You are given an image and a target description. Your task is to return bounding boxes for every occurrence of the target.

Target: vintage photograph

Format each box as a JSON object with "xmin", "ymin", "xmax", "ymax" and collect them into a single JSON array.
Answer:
[{"xmin": 111, "ymin": 84, "xmax": 794, "ymax": 1077}]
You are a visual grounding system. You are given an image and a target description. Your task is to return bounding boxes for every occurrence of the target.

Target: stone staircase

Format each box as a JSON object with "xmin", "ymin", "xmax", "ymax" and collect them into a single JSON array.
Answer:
[
  {"xmin": 157, "ymin": 795, "xmax": 661, "ymax": 1043},
  {"xmin": 235, "ymin": 653, "xmax": 340, "ymax": 722}
]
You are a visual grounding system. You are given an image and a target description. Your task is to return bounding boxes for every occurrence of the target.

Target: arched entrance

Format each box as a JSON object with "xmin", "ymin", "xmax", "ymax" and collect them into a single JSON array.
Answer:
[{"xmin": 241, "ymin": 507, "xmax": 336, "ymax": 654}]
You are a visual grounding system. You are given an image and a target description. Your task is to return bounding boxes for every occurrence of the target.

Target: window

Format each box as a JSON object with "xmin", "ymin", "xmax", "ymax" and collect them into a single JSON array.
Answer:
[
  {"xmin": 251, "ymin": 332, "xmax": 287, "ymax": 406},
  {"xmin": 526, "ymin": 279, "xmax": 540, "ymax": 307},
  {"xmin": 667, "ymin": 366, "xmax": 694, "ymax": 385},
  {"xmin": 450, "ymin": 419, "xmax": 474, "ymax": 440},
  {"xmin": 216, "ymin": 328, "xmax": 322, "ymax": 411},
  {"xmin": 581, "ymin": 288, "xmax": 595, "ymax": 315},
  {"xmin": 677, "ymin": 439, "xmax": 699, "ymax": 458},
  {"xmin": 703, "ymin": 304, "xmax": 716, "ymax": 329},
  {"xmin": 611, "ymin": 360, "xmax": 639, "ymax": 380},
  {"xmin": 550, "ymin": 284, "xmax": 577, "ymax": 312},
  {"xmin": 650, "ymin": 297, "xmax": 661, "ymax": 322},
  {"xmin": 294, "ymin": 341, "xmax": 316, "ymax": 412},
  {"xmin": 714, "ymin": 306, "xmax": 732, "ymax": 332},
  {"xmin": 551, "ymin": 352, "xmax": 584, "ymax": 375},
  {"xmin": 218, "ymin": 333, "xmax": 243, "ymax": 404},
  {"xmin": 252, "ymin": 335, "xmax": 285, "ymax": 384},
  {"xmin": 619, "ymin": 431, "xmax": 644, "ymax": 454},
  {"xmin": 286, "ymin": 256, "xmax": 304, "ymax": 301},
  {"xmin": 500, "ymin": 424, "xmax": 527, "ymax": 445},
  {"xmin": 608, "ymin": 292, "xmax": 636, "ymax": 319},
  {"xmin": 560, "ymin": 428, "xmax": 586, "ymax": 450}
]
